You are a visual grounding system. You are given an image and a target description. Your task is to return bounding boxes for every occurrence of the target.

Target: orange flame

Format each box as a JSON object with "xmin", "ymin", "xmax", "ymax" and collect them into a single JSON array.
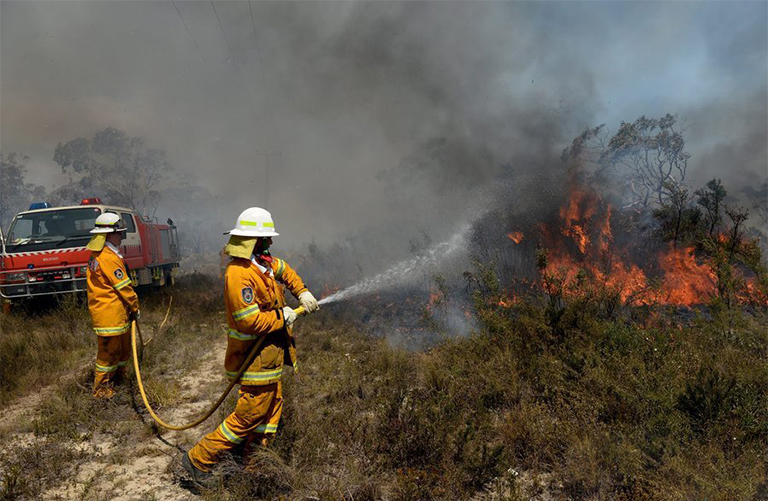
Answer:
[
  {"xmin": 656, "ymin": 246, "xmax": 716, "ymax": 305},
  {"xmin": 532, "ymin": 181, "xmax": 757, "ymax": 307},
  {"xmin": 506, "ymin": 231, "xmax": 525, "ymax": 244},
  {"xmin": 559, "ymin": 189, "xmax": 598, "ymax": 254}
]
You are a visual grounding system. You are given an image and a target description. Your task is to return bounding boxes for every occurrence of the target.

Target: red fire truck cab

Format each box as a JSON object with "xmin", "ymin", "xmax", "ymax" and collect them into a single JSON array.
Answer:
[{"xmin": 0, "ymin": 198, "xmax": 180, "ymax": 304}]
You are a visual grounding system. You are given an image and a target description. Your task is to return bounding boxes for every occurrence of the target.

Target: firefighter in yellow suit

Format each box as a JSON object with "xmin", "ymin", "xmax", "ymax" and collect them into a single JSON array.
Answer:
[
  {"xmin": 85, "ymin": 212, "xmax": 140, "ymax": 399},
  {"xmin": 184, "ymin": 207, "xmax": 319, "ymax": 482}
]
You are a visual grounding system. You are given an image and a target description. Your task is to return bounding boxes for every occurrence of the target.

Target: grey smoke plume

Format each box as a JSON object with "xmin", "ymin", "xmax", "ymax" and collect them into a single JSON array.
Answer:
[{"xmin": 1, "ymin": 0, "xmax": 765, "ymax": 259}]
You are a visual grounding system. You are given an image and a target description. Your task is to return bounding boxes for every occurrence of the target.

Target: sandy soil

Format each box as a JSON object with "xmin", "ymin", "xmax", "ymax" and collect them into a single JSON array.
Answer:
[{"xmin": 1, "ymin": 338, "xmax": 230, "ymax": 500}]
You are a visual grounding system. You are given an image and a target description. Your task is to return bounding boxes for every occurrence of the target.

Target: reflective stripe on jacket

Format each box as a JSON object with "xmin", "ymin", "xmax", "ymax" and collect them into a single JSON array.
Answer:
[
  {"xmin": 86, "ymin": 245, "xmax": 139, "ymax": 336},
  {"xmin": 224, "ymin": 256, "xmax": 308, "ymax": 386}
]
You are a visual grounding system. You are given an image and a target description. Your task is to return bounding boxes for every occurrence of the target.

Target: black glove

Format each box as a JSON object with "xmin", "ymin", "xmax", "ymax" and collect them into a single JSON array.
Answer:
[{"xmin": 130, "ymin": 310, "xmax": 141, "ymax": 321}]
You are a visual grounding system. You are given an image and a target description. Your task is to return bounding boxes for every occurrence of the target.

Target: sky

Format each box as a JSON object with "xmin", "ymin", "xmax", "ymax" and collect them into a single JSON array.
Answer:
[{"xmin": 1, "ymin": 0, "xmax": 766, "ymax": 250}]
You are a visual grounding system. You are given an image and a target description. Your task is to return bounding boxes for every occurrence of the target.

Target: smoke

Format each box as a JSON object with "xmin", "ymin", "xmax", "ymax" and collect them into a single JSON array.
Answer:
[
  {"xmin": 1, "ymin": 1, "xmax": 597, "ymax": 246},
  {"xmin": 1, "ymin": 1, "xmax": 765, "ymax": 282}
]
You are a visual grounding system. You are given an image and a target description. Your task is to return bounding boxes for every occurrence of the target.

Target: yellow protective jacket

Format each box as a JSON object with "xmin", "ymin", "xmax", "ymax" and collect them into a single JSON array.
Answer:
[
  {"xmin": 224, "ymin": 256, "xmax": 308, "ymax": 386},
  {"xmin": 86, "ymin": 244, "xmax": 139, "ymax": 336}
]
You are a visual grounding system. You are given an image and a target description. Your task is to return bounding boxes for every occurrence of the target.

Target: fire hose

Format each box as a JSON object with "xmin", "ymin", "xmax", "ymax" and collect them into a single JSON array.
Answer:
[{"xmin": 131, "ymin": 305, "xmax": 308, "ymax": 431}]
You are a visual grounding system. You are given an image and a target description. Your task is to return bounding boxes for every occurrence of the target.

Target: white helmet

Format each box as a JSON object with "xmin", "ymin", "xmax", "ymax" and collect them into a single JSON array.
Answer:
[
  {"xmin": 90, "ymin": 212, "xmax": 127, "ymax": 234},
  {"xmin": 226, "ymin": 207, "xmax": 279, "ymax": 237}
]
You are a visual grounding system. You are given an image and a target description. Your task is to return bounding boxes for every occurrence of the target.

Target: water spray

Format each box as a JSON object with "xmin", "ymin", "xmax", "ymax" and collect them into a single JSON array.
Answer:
[{"xmin": 295, "ymin": 223, "xmax": 472, "ymax": 315}]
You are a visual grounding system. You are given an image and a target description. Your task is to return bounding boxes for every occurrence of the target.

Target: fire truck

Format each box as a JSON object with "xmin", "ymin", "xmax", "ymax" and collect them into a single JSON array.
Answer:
[{"xmin": 0, "ymin": 198, "xmax": 180, "ymax": 308}]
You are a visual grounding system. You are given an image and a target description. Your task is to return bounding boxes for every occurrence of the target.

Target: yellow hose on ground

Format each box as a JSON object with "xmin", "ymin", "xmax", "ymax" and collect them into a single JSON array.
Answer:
[{"xmin": 130, "ymin": 306, "xmax": 307, "ymax": 430}]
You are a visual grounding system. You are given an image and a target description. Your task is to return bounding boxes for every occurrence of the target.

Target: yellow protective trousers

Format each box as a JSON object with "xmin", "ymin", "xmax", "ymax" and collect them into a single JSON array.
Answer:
[
  {"xmin": 188, "ymin": 382, "xmax": 283, "ymax": 472},
  {"xmin": 93, "ymin": 332, "xmax": 131, "ymax": 398}
]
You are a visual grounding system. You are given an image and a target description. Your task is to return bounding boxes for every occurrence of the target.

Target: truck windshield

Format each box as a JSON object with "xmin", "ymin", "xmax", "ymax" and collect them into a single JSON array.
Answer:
[{"xmin": 7, "ymin": 207, "xmax": 102, "ymax": 251}]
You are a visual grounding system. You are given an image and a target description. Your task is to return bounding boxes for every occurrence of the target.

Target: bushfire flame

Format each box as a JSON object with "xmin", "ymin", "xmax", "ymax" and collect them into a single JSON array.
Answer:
[
  {"xmin": 656, "ymin": 246, "xmax": 717, "ymax": 305},
  {"xmin": 533, "ymin": 184, "xmax": 758, "ymax": 307},
  {"xmin": 559, "ymin": 188, "xmax": 597, "ymax": 254}
]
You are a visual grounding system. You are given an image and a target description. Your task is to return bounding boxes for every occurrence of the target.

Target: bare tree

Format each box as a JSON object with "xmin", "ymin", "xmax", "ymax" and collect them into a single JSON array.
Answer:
[
  {"xmin": 652, "ymin": 181, "xmax": 702, "ymax": 248},
  {"xmin": 667, "ymin": 183, "xmax": 692, "ymax": 248},
  {"xmin": 598, "ymin": 114, "xmax": 690, "ymax": 208},
  {"xmin": 562, "ymin": 114, "xmax": 690, "ymax": 210},
  {"xmin": 725, "ymin": 205, "xmax": 750, "ymax": 259},
  {"xmin": 696, "ymin": 178, "xmax": 727, "ymax": 237}
]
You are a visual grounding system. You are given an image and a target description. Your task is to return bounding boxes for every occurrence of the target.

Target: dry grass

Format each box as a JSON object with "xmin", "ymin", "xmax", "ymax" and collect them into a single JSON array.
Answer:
[
  {"xmin": 0, "ymin": 294, "xmax": 92, "ymax": 405},
  {"xmin": 1, "ymin": 271, "xmax": 766, "ymax": 500},
  {"xmin": 0, "ymin": 441, "xmax": 90, "ymax": 500},
  {"xmin": 198, "ymin": 282, "xmax": 766, "ymax": 500},
  {"xmin": 0, "ymin": 273, "xmax": 225, "ymax": 500}
]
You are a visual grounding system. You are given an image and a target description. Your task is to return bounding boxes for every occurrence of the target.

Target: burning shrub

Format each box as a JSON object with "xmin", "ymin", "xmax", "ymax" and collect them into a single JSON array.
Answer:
[
  {"xmin": 467, "ymin": 113, "xmax": 768, "ymax": 314},
  {"xmin": 486, "ymin": 169, "xmax": 768, "ymax": 312}
]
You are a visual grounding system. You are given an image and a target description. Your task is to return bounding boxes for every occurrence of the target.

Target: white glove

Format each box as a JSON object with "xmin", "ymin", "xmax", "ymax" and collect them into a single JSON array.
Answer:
[
  {"xmin": 298, "ymin": 291, "xmax": 319, "ymax": 313},
  {"xmin": 282, "ymin": 306, "xmax": 298, "ymax": 326}
]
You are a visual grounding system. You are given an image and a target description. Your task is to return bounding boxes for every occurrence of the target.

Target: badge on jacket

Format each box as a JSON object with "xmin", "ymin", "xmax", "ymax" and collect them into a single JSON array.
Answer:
[
  {"xmin": 88, "ymin": 256, "xmax": 99, "ymax": 271},
  {"xmin": 114, "ymin": 268, "xmax": 124, "ymax": 279},
  {"xmin": 241, "ymin": 287, "xmax": 254, "ymax": 304}
]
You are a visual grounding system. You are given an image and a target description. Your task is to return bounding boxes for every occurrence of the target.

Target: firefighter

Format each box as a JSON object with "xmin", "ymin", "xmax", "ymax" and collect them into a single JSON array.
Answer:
[
  {"xmin": 183, "ymin": 207, "xmax": 319, "ymax": 483},
  {"xmin": 86, "ymin": 212, "xmax": 140, "ymax": 399}
]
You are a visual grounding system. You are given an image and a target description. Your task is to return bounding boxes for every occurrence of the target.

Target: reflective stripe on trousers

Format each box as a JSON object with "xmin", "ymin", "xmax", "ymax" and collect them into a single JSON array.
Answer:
[
  {"xmin": 93, "ymin": 331, "xmax": 131, "ymax": 397},
  {"xmin": 95, "ymin": 362, "xmax": 119, "ymax": 373},
  {"xmin": 226, "ymin": 367, "xmax": 283, "ymax": 383},
  {"xmin": 187, "ymin": 382, "xmax": 283, "ymax": 472},
  {"xmin": 93, "ymin": 323, "xmax": 130, "ymax": 335}
]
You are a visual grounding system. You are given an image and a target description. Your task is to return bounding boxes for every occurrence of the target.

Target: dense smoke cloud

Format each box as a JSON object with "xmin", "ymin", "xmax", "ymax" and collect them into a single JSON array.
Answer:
[{"xmin": 1, "ymin": 0, "xmax": 766, "ymax": 260}]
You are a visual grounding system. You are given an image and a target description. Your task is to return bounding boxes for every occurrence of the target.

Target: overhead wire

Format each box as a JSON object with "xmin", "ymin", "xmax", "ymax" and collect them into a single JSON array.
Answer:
[
  {"xmin": 172, "ymin": 0, "xmax": 206, "ymax": 63},
  {"xmin": 170, "ymin": 0, "xmax": 226, "ymax": 100},
  {"xmin": 246, "ymin": 0, "xmax": 281, "ymax": 208},
  {"xmin": 173, "ymin": 0, "xmax": 281, "ymax": 210},
  {"xmin": 209, "ymin": 0, "xmax": 257, "ymax": 111}
]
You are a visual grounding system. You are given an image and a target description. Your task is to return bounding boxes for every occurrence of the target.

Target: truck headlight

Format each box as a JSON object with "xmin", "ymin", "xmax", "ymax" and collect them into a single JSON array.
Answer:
[{"xmin": 5, "ymin": 272, "xmax": 26, "ymax": 283}]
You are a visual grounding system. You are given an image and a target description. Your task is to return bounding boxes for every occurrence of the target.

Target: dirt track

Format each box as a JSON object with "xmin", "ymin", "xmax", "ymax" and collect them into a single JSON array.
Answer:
[{"xmin": 0, "ymin": 333, "xmax": 229, "ymax": 500}]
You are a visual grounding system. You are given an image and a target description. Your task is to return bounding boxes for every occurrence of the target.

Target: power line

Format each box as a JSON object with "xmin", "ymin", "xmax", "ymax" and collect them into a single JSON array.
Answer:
[
  {"xmin": 172, "ymin": 0, "xmax": 204, "ymax": 60},
  {"xmin": 246, "ymin": 0, "xmax": 280, "ymax": 209},
  {"xmin": 244, "ymin": 1, "xmax": 280, "ymax": 210},
  {"xmin": 181, "ymin": 0, "xmax": 280, "ymax": 208},
  {"xmin": 209, "ymin": 0, "xmax": 253, "ymax": 109},
  {"xmin": 170, "ymin": 0, "xmax": 225, "ymax": 101}
]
